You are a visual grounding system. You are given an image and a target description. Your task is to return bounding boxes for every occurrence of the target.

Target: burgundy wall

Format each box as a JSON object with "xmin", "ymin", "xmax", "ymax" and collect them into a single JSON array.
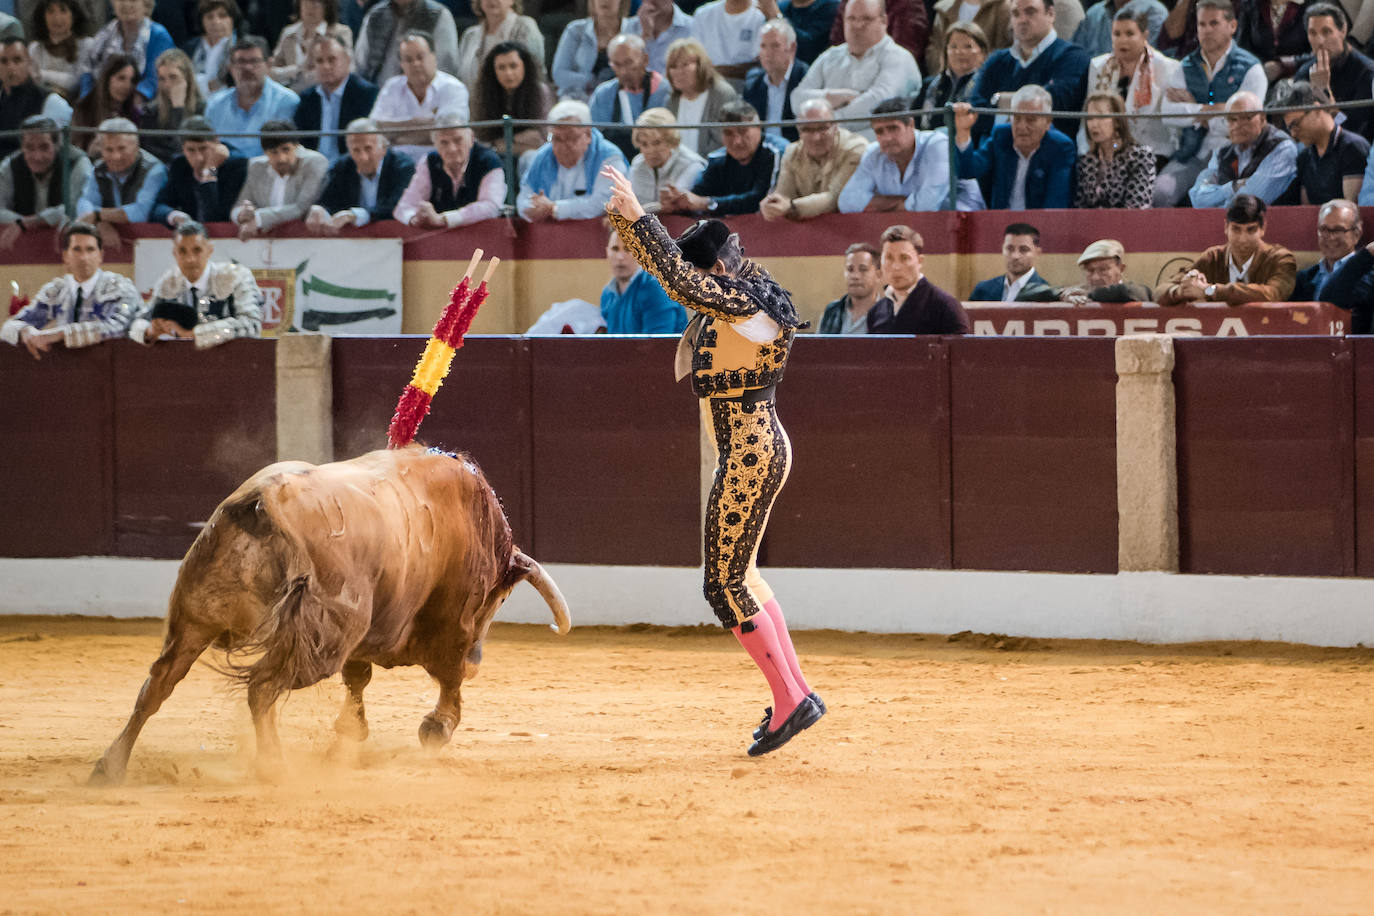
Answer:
[{"xmin": 1354, "ymin": 338, "xmax": 1374, "ymax": 578}]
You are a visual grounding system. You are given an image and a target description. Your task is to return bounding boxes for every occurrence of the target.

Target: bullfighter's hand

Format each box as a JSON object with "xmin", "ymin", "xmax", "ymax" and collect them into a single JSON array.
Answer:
[
  {"xmin": 601, "ymin": 164, "xmax": 645, "ymax": 222},
  {"xmin": 20, "ymin": 326, "xmax": 59, "ymax": 360}
]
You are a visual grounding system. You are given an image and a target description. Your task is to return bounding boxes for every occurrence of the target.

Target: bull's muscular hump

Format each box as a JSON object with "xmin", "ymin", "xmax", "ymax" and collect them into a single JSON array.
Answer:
[{"xmin": 90, "ymin": 446, "xmax": 570, "ymax": 786}]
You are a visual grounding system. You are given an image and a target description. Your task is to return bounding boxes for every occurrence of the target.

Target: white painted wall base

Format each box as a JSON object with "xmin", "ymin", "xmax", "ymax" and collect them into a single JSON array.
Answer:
[{"xmin": 2, "ymin": 558, "xmax": 1371, "ymax": 647}]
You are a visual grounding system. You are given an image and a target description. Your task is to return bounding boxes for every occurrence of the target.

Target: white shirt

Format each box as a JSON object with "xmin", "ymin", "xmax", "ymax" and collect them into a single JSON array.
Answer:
[
  {"xmin": 197, "ymin": 35, "xmax": 231, "ymax": 95},
  {"xmin": 550, "ymin": 162, "xmax": 588, "ymax": 200},
  {"xmin": 1008, "ymin": 148, "xmax": 1032, "ymax": 210},
  {"xmin": 792, "ymin": 36, "xmax": 922, "ymax": 139},
  {"xmin": 269, "ymin": 170, "xmax": 289, "ymax": 207},
  {"xmin": 676, "ymin": 92, "xmax": 709, "ymax": 155},
  {"xmin": 370, "ymin": 71, "xmax": 471, "ymax": 162},
  {"xmin": 186, "ymin": 266, "xmax": 211, "ymax": 305},
  {"xmin": 1161, "ymin": 41, "xmax": 1269, "ymax": 156},
  {"xmin": 957, "ymin": 1, "xmax": 980, "ymax": 22},
  {"xmin": 70, "ymin": 272, "xmax": 99, "ymax": 317},
  {"xmin": 1228, "ymin": 253, "xmax": 1254, "ymax": 284},
  {"xmin": 1013, "ymin": 29, "xmax": 1057, "ymax": 69},
  {"xmin": 1003, "ymin": 270, "xmax": 1034, "ymax": 302},
  {"xmin": 691, "ymin": 0, "xmax": 765, "ymax": 68}
]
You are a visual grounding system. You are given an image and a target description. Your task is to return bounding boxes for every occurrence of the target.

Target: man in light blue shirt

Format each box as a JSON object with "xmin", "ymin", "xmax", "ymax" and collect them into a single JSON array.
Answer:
[
  {"xmin": 837, "ymin": 97, "xmax": 982, "ymax": 212},
  {"xmin": 1188, "ymin": 91, "xmax": 1298, "ymax": 209},
  {"xmin": 76, "ymin": 118, "xmax": 168, "ymax": 243},
  {"xmin": 517, "ymin": 100, "xmax": 627, "ymax": 221},
  {"xmin": 204, "ymin": 36, "xmax": 300, "ymax": 157}
]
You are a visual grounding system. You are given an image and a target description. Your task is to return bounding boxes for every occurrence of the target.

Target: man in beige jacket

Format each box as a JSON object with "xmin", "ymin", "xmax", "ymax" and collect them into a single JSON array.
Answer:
[{"xmin": 759, "ymin": 98, "xmax": 867, "ymax": 220}]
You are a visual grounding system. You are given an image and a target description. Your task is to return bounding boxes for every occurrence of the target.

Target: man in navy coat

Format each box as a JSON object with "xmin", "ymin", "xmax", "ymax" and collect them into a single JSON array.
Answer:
[
  {"xmin": 967, "ymin": 0, "xmax": 1088, "ymax": 138},
  {"xmin": 953, "ymin": 85, "xmax": 1074, "ymax": 210},
  {"xmin": 293, "ymin": 34, "xmax": 379, "ymax": 164},
  {"xmin": 307, "ymin": 118, "xmax": 415, "ymax": 233},
  {"xmin": 968, "ymin": 222, "xmax": 1054, "ymax": 301},
  {"xmin": 742, "ymin": 19, "xmax": 809, "ymax": 142}
]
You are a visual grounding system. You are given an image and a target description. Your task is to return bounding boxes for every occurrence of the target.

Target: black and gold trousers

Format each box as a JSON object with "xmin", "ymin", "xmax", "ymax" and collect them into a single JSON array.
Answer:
[{"xmin": 701, "ymin": 391, "xmax": 792, "ymax": 629}]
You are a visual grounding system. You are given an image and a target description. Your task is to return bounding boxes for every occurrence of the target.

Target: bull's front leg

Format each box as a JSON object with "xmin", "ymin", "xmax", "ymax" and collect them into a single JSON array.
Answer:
[
  {"xmin": 248, "ymin": 682, "xmax": 286, "ymax": 783},
  {"xmin": 418, "ymin": 663, "xmax": 463, "ymax": 750},
  {"xmin": 335, "ymin": 659, "xmax": 372, "ymax": 741}
]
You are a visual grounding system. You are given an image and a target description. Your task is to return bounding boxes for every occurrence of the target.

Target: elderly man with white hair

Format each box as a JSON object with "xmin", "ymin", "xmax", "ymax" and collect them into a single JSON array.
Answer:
[
  {"xmin": 517, "ymin": 99, "xmax": 627, "ymax": 222},
  {"xmin": 760, "ymin": 97, "xmax": 866, "ymax": 220},
  {"xmin": 75, "ymin": 116, "xmax": 168, "ymax": 248},
  {"xmin": 953, "ymin": 84, "xmax": 1075, "ymax": 209},
  {"xmin": 1187, "ymin": 91, "xmax": 1297, "ymax": 209},
  {"xmin": 742, "ymin": 18, "xmax": 809, "ymax": 142},
  {"xmin": 307, "ymin": 118, "xmax": 417, "ymax": 234},
  {"xmin": 392, "ymin": 110, "xmax": 506, "ymax": 228}
]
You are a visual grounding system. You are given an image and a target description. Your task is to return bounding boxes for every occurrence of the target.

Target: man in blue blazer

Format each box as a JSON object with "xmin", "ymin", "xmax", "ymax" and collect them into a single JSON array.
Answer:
[
  {"xmin": 307, "ymin": 118, "xmax": 416, "ymax": 233},
  {"xmin": 968, "ymin": 222, "xmax": 1055, "ymax": 301},
  {"xmin": 293, "ymin": 35, "xmax": 379, "ymax": 163},
  {"xmin": 742, "ymin": 20, "xmax": 809, "ymax": 142},
  {"xmin": 953, "ymin": 86, "xmax": 1074, "ymax": 210}
]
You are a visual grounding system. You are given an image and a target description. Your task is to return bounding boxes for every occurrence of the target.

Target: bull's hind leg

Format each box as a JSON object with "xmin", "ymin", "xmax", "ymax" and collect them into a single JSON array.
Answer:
[
  {"xmin": 248, "ymin": 682, "xmax": 286, "ymax": 783},
  {"xmin": 418, "ymin": 663, "xmax": 464, "ymax": 750},
  {"xmin": 89, "ymin": 623, "xmax": 219, "ymax": 786},
  {"xmin": 335, "ymin": 659, "xmax": 372, "ymax": 741}
]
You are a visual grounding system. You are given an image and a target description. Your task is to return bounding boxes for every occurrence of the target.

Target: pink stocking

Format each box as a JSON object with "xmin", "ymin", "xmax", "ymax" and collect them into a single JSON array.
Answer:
[
  {"xmin": 762, "ymin": 598, "xmax": 811, "ymax": 697},
  {"xmin": 733, "ymin": 612, "xmax": 807, "ymax": 731}
]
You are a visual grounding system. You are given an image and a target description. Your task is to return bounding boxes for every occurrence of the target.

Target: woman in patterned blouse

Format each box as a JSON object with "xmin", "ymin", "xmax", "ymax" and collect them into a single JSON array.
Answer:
[{"xmin": 1075, "ymin": 91, "xmax": 1157, "ymax": 209}]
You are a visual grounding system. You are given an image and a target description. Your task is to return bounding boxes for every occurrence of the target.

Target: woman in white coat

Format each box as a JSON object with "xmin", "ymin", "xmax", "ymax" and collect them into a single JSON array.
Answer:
[{"xmin": 1079, "ymin": 4, "xmax": 1181, "ymax": 164}]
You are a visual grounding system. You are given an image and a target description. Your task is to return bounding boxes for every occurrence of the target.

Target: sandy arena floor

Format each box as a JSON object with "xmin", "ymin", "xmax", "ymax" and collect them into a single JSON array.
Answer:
[{"xmin": 0, "ymin": 615, "xmax": 1372, "ymax": 915}]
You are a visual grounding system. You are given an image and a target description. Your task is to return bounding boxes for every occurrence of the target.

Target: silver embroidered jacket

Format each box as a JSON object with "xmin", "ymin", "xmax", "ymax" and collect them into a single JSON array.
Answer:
[
  {"xmin": 130, "ymin": 261, "xmax": 265, "ymax": 349},
  {"xmin": 0, "ymin": 269, "xmax": 141, "ymax": 349}
]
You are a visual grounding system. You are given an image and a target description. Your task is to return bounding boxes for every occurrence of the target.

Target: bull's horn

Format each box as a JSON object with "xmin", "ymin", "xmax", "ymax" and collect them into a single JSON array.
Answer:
[{"xmin": 518, "ymin": 552, "xmax": 570, "ymax": 635}]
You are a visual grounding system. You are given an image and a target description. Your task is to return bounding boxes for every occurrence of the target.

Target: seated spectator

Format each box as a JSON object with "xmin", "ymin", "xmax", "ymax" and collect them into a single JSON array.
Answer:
[
  {"xmin": 660, "ymin": 100, "xmax": 785, "ymax": 215},
  {"xmin": 826, "ymin": 0, "xmax": 930, "ymax": 65},
  {"xmin": 760, "ymin": 98, "xmax": 867, "ymax": 220},
  {"xmin": 690, "ymin": 0, "xmax": 765, "ymax": 83},
  {"xmin": 664, "ymin": 37, "xmax": 739, "ymax": 157},
  {"xmin": 1280, "ymin": 81, "xmax": 1370, "ymax": 205},
  {"xmin": 1076, "ymin": 91, "xmax": 1157, "ymax": 208},
  {"xmin": 205, "ymin": 36, "xmax": 301, "ymax": 157},
  {"xmin": 621, "ymin": 0, "xmax": 694, "ymax": 75},
  {"xmin": 1, "ymin": 221, "xmax": 141, "ymax": 358},
  {"xmin": 1294, "ymin": 3, "xmax": 1374, "ymax": 141},
  {"xmin": 589, "ymin": 35, "xmax": 669, "ymax": 160},
  {"xmin": 953, "ymin": 85, "xmax": 1075, "ymax": 209},
  {"xmin": 0, "ymin": 12, "xmax": 22, "ymax": 42},
  {"xmin": 353, "ymin": 0, "xmax": 459, "ymax": 87},
  {"xmin": 869, "ymin": 224, "xmax": 971, "ymax": 334},
  {"xmin": 913, "ymin": 21, "xmax": 988, "ymax": 132},
  {"xmin": 152, "ymin": 115, "xmax": 248, "ymax": 226},
  {"xmin": 1292, "ymin": 198, "xmax": 1361, "ymax": 300},
  {"xmin": 75, "ymin": 117, "xmax": 168, "ymax": 247},
  {"xmin": 139, "ymin": 49, "xmax": 205, "ymax": 162},
  {"xmin": 293, "ymin": 33, "xmax": 377, "ymax": 164},
  {"xmin": 393, "ymin": 110, "xmax": 507, "ymax": 227},
  {"xmin": 1243, "ymin": 0, "xmax": 1308, "ymax": 82},
  {"xmin": 1052, "ymin": 0, "xmax": 1086, "ymax": 40},
  {"xmin": 627, "ymin": 107, "xmax": 706, "ymax": 211},
  {"xmin": 791, "ymin": 0, "xmax": 921, "ymax": 140},
  {"xmin": 1081, "ymin": 5, "xmax": 1179, "ymax": 160},
  {"xmin": 1317, "ymin": 221, "xmax": 1374, "ymax": 332},
  {"xmin": 550, "ymin": 0, "xmax": 621, "ymax": 102},
  {"xmin": 370, "ymin": 30, "xmax": 469, "ymax": 163},
  {"xmin": 455, "ymin": 0, "xmax": 543, "ymax": 93},
  {"xmin": 601, "ymin": 223, "xmax": 689, "ymax": 333},
  {"xmin": 1188, "ymin": 91, "xmax": 1298, "ymax": 208},
  {"xmin": 71, "ymin": 51, "xmax": 140, "ymax": 153},
  {"xmin": 1, "ymin": 36, "xmax": 73, "ymax": 159},
  {"xmin": 927, "ymin": 0, "xmax": 1009, "ymax": 76},
  {"xmin": 78, "ymin": 0, "xmax": 174, "ymax": 101},
  {"xmin": 231, "ymin": 119, "xmax": 328, "ymax": 239},
  {"xmin": 184, "ymin": 0, "xmax": 239, "ymax": 96},
  {"xmin": 742, "ymin": 20, "xmax": 807, "ymax": 143},
  {"xmin": 1056, "ymin": 239, "xmax": 1153, "ymax": 303},
  {"xmin": 471, "ymin": 41, "xmax": 553, "ymax": 160},
  {"xmin": 27, "ymin": 0, "xmax": 95, "ymax": 102},
  {"xmin": 307, "ymin": 117, "xmax": 414, "ymax": 232},
  {"xmin": 1156, "ymin": 0, "xmax": 1265, "ymax": 207},
  {"xmin": 967, "ymin": 0, "xmax": 1091, "ymax": 139},
  {"xmin": 1074, "ymin": 0, "xmax": 1166, "ymax": 57},
  {"xmin": 0, "ymin": 116, "xmax": 92, "ymax": 246},
  {"xmin": 130, "ymin": 220, "xmax": 263, "ymax": 347},
  {"xmin": 776, "ymin": 0, "xmax": 841, "ymax": 66},
  {"xmin": 1157, "ymin": 194, "xmax": 1296, "ymax": 305},
  {"xmin": 270, "ymin": 0, "xmax": 354, "ymax": 94},
  {"xmin": 818, "ymin": 241, "xmax": 883, "ymax": 334},
  {"xmin": 969, "ymin": 222, "xmax": 1053, "ymax": 301},
  {"xmin": 838, "ymin": 97, "xmax": 967, "ymax": 211}
]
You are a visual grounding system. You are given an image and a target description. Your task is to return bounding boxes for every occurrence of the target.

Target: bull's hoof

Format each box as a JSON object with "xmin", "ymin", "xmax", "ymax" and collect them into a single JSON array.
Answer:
[
  {"xmin": 418, "ymin": 715, "xmax": 454, "ymax": 750},
  {"xmin": 334, "ymin": 711, "xmax": 369, "ymax": 742},
  {"xmin": 87, "ymin": 756, "xmax": 126, "ymax": 787}
]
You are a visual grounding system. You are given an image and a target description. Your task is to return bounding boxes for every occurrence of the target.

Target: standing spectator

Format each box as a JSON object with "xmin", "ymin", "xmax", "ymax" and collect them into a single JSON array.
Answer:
[
  {"xmin": 0, "ymin": 36, "xmax": 72, "ymax": 159},
  {"xmin": 1056, "ymin": 238, "xmax": 1153, "ymax": 302},
  {"xmin": 967, "ymin": 0, "xmax": 1091, "ymax": 139},
  {"xmin": 1156, "ymin": 0, "xmax": 1265, "ymax": 206},
  {"xmin": 293, "ymin": 33, "xmax": 377, "ymax": 163},
  {"xmin": 454, "ymin": 0, "xmax": 543, "ymax": 93},
  {"xmin": 1292, "ymin": 198, "xmax": 1360, "ymax": 300},
  {"xmin": 205, "ymin": 36, "xmax": 301, "ymax": 157},
  {"xmin": 869, "ymin": 224, "xmax": 971, "ymax": 334},
  {"xmin": 27, "ymin": 0, "xmax": 93, "ymax": 102},
  {"xmin": 1, "ymin": 221, "xmax": 141, "ymax": 358},
  {"xmin": 1157, "ymin": 0, "xmax": 1198, "ymax": 58},
  {"xmin": 1081, "ymin": 5, "xmax": 1180, "ymax": 160},
  {"xmin": 826, "ymin": 0, "xmax": 929, "ymax": 66},
  {"xmin": 1188, "ymin": 91, "xmax": 1298, "ymax": 208},
  {"xmin": 71, "ymin": 52, "xmax": 141, "ymax": 154},
  {"xmin": 690, "ymin": 0, "xmax": 765, "ymax": 84},
  {"xmin": 601, "ymin": 224, "xmax": 688, "ymax": 333},
  {"xmin": 627, "ymin": 107, "xmax": 706, "ymax": 210},
  {"xmin": 743, "ymin": 19, "xmax": 808, "ymax": 143},
  {"xmin": 927, "ymin": 0, "xmax": 1010, "ymax": 75},
  {"xmin": 1294, "ymin": 3, "xmax": 1374, "ymax": 141},
  {"xmin": 969, "ymin": 222, "xmax": 1053, "ymax": 300},
  {"xmin": 184, "ymin": 0, "xmax": 241, "ymax": 96},
  {"xmin": 621, "ymin": 0, "xmax": 694, "ymax": 75},
  {"xmin": 76, "ymin": 117, "xmax": 169, "ymax": 244},
  {"xmin": 231, "ymin": 119, "xmax": 328, "ymax": 238},
  {"xmin": 152, "ymin": 115, "xmax": 249, "ymax": 226},
  {"xmin": 589, "ymin": 34, "xmax": 669, "ymax": 160},
  {"xmin": 953, "ymin": 85, "xmax": 1075, "ymax": 209},
  {"xmin": 760, "ymin": 98, "xmax": 866, "ymax": 220},
  {"xmin": 914, "ymin": 21, "xmax": 988, "ymax": 132},
  {"xmin": 393, "ymin": 111, "xmax": 507, "ymax": 227},
  {"xmin": 818, "ymin": 241, "xmax": 883, "ymax": 333},
  {"xmin": 1073, "ymin": 0, "xmax": 1166, "ymax": 57},
  {"xmin": 353, "ymin": 0, "xmax": 459, "ymax": 87},
  {"xmin": 1282, "ymin": 81, "xmax": 1369, "ymax": 204},
  {"xmin": 516, "ymin": 99, "xmax": 626, "ymax": 221},
  {"xmin": 139, "ymin": 48, "xmax": 205, "ymax": 162},
  {"xmin": 369, "ymin": 31, "xmax": 469, "ymax": 163},
  {"xmin": 131, "ymin": 220, "xmax": 263, "ymax": 348},
  {"xmin": 270, "ymin": 0, "xmax": 354, "ymax": 94},
  {"xmin": 551, "ymin": 0, "xmax": 624, "ymax": 102},
  {"xmin": 839, "ymin": 96, "xmax": 971, "ymax": 210},
  {"xmin": 472, "ymin": 40, "xmax": 553, "ymax": 159},
  {"xmin": 78, "ymin": 0, "xmax": 175, "ymax": 101},
  {"xmin": 664, "ymin": 37, "xmax": 740, "ymax": 157},
  {"xmin": 1157, "ymin": 193, "xmax": 1296, "ymax": 305},
  {"xmin": 0, "ymin": 116, "xmax": 92, "ymax": 245},
  {"xmin": 774, "ymin": 0, "xmax": 840, "ymax": 65},
  {"xmin": 661, "ymin": 100, "xmax": 785, "ymax": 215},
  {"xmin": 791, "ymin": 0, "xmax": 922, "ymax": 140},
  {"xmin": 1243, "ymin": 0, "xmax": 1310, "ymax": 81},
  {"xmin": 1076, "ymin": 91, "xmax": 1157, "ymax": 207},
  {"xmin": 307, "ymin": 117, "xmax": 414, "ymax": 232}
]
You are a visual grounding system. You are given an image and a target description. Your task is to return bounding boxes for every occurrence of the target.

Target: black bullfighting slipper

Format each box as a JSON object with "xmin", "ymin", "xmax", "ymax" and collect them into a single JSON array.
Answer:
[
  {"xmin": 747, "ymin": 696, "xmax": 823, "ymax": 757},
  {"xmin": 752, "ymin": 693, "xmax": 826, "ymax": 740}
]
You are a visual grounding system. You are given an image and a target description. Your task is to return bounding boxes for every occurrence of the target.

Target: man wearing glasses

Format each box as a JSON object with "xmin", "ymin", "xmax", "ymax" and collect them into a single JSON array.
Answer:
[
  {"xmin": 1187, "ymin": 91, "xmax": 1296, "ymax": 208},
  {"xmin": 1293, "ymin": 199, "xmax": 1362, "ymax": 301},
  {"xmin": 205, "ymin": 37, "xmax": 301, "ymax": 157},
  {"xmin": 1282, "ymin": 81, "xmax": 1369, "ymax": 206}
]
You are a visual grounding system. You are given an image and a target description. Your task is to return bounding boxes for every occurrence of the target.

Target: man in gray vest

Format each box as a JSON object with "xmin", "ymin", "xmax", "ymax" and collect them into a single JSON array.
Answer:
[
  {"xmin": 353, "ymin": 0, "xmax": 459, "ymax": 86},
  {"xmin": 1188, "ymin": 91, "xmax": 1297, "ymax": 208},
  {"xmin": 0, "ymin": 116, "xmax": 92, "ymax": 248},
  {"xmin": 75, "ymin": 118, "xmax": 169, "ymax": 250}
]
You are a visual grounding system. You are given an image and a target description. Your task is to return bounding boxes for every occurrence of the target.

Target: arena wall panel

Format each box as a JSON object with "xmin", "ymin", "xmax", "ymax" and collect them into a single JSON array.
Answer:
[{"xmin": 1353, "ymin": 338, "xmax": 1374, "ymax": 578}]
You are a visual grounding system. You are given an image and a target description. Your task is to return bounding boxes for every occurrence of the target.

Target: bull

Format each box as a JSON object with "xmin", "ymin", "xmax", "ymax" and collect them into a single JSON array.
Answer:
[{"xmin": 90, "ymin": 445, "xmax": 570, "ymax": 785}]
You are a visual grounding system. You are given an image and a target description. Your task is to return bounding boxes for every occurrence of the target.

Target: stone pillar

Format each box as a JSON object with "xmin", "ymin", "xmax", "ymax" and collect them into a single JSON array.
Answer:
[
  {"xmin": 276, "ymin": 334, "xmax": 334, "ymax": 465},
  {"xmin": 1115, "ymin": 333, "xmax": 1179, "ymax": 572}
]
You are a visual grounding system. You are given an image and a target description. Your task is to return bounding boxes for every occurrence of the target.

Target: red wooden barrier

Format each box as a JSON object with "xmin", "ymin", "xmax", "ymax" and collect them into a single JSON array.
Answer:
[
  {"xmin": 966, "ymin": 303, "xmax": 1348, "ymax": 337},
  {"xmin": 1354, "ymin": 338, "xmax": 1374, "ymax": 577}
]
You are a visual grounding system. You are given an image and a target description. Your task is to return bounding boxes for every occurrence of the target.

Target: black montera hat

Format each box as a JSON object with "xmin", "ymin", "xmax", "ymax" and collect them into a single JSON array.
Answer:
[
  {"xmin": 675, "ymin": 219, "xmax": 731, "ymax": 270},
  {"xmin": 150, "ymin": 299, "xmax": 199, "ymax": 330}
]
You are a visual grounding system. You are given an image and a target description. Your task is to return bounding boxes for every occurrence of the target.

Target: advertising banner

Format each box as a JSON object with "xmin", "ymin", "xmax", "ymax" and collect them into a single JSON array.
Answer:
[{"xmin": 965, "ymin": 303, "xmax": 1346, "ymax": 337}]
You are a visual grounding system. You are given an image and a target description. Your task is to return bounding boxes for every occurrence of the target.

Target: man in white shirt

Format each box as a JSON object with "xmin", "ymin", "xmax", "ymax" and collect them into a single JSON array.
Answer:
[
  {"xmin": 622, "ymin": 0, "xmax": 695, "ymax": 75},
  {"xmin": 369, "ymin": 31, "xmax": 470, "ymax": 163},
  {"xmin": 231, "ymin": 120, "xmax": 329, "ymax": 240},
  {"xmin": 790, "ymin": 0, "xmax": 921, "ymax": 139},
  {"xmin": 691, "ymin": 0, "xmax": 765, "ymax": 82}
]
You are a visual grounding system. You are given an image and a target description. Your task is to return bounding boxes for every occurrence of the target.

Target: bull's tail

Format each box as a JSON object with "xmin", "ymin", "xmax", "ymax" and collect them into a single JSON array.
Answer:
[
  {"xmin": 228, "ymin": 575, "xmax": 361, "ymax": 698},
  {"xmin": 511, "ymin": 551, "xmax": 571, "ymax": 635}
]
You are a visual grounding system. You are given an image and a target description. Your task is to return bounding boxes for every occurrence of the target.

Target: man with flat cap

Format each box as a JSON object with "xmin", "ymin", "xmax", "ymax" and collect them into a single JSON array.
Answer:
[
  {"xmin": 1055, "ymin": 239, "xmax": 1154, "ymax": 304},
  {"xmin": 601, "ymin": 161, "xmax": 825, "ymax": 759}
]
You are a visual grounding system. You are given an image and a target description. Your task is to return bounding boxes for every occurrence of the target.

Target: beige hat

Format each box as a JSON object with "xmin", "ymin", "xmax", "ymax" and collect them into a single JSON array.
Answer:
[{"xmin": 1077, "ymin": 239, "xmax": 1125, "ymax": 265}]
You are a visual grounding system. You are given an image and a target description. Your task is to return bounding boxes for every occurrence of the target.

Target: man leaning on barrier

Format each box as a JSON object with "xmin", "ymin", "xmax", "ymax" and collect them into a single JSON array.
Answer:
[
  {"xmin": 231, "ymin": 119, "xmax": 328, "ymax": 240},
  {"xmin": 0, "ymin": 115, "xmax": 91, "ymax": 247},
  {"xmin": 75, "ymin": 116, "xmax": 169, "ymax": 249},
  {"xmin": 1157, "ymin": 193, "xmax": 1296, "ymax": 306},
  {"xmin": 760, "ymin": 97, "xmax": 866, "ymax": 220},
  {"xmin": 1055, "ymin": 239, "xmax": 1154, "ymax": 304},
  {"xmin": 130, "ymin": 219, "xmax": 263, "ymax": 348},
  {"xmin": 392, "ymin": 110, "xmax": 505, "ymax": 228},
  {"xmin": 1293, "ymin": 198, "xmax": 1362, "ymax": 301},
  {"xmin": 839, "ymin": 96, "xmax": 974, "ymax": 212},
  {"xmin": 308, "ymin": 117, "xmax": 415, "ymax": 234},
  {"xmin": 152, "ymin": 115, "xmax": 248, "ymax": 228}
]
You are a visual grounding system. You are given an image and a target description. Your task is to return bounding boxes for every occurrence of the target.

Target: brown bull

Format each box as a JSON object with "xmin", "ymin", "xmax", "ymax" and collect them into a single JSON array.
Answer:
[{"xmin": 90, "ymin": 445, "xmax": 570, "ymax": 785}]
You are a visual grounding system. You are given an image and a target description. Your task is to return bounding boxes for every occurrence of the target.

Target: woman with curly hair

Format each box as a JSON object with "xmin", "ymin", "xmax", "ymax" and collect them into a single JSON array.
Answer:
[
  {"xmin": 1075, "ymin": 91, "xmax": 1157, "ymax": 209},
  {"xmin": 139, "ymin": 48, "xmax": 206, "ymax": 162},
  {"xmin": 455, "ymin": 0, "xmax": 543, "ymax": 92},
  {"xmin": 27, "ymin": 0, "xmax": 94, "ymax": 102},
  {"xmin": 471, "ymin": 40, "xmax": 553, "ymax": 159},
  {"xmin": 72, "ymin": 52, "xmax": 143, "ymax": 153}
]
